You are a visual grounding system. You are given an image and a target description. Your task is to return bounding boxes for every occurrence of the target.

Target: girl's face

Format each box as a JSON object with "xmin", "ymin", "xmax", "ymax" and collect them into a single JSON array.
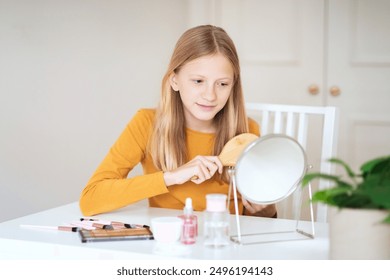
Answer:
[{"xmin": 170, "ymin": 54, "xmax": 234, "ymax": 133}]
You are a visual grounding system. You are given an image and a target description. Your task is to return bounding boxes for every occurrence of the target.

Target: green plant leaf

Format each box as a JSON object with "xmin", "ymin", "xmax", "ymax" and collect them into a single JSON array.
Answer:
[
  {"xmin": 358, "ymin": 174, "xmax": 390, "ymax": 209},
  {"xmin": 305, "ymin": 155, "xmax": 390, "ymax": 212},
  {"xmin": 302, "ymin": 173, "xmax": 352, "ymax": 188},
  {"xmin": 363, "ymin": 186, "xmax": 390, "ymax": 209},
  {"xmin": 331, "ymin": 193, "xmax": 373, "ymax": 208},
  {"xmin": 360, "ymin": 156, "xmax": 390, "ymax": 184},
  {"xmin": 359, "ymin": 175, "xmax": 390, "ymax": 190},
  {"xmin": 311, "ymin": 187, "xmax": 352, "ymax": 206},
  {"xmin": 360, "ymin": 156, "xmax": 390, "ymax": 177},
  {"xmin": 311, "ymin": 191, "xmax": 340, "ymax": 207},
  {"xmin": 311, "ymin": 187, "xmax": 376, "ymax": 209},
  {"xmin": 328, "ymin": 158, "xmax": 357, "ymax": 178}
]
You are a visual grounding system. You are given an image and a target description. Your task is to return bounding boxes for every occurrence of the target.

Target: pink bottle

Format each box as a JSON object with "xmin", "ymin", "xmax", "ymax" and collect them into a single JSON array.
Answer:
[{"xmin": 178, "ymin": 197, "xmax": 198, "ymax": 245}]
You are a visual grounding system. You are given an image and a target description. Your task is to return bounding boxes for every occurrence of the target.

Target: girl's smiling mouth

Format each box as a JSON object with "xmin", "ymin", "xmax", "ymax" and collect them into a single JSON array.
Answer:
[{"xmin": 196, "ymin": 103, "xmax": 217, "ymax": 110}]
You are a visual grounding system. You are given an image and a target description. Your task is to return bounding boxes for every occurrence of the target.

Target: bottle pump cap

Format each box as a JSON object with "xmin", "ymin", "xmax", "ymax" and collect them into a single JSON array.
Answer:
[
  {"xmin": 184, "ymin": 197, "xmax": 193, "ymax": 215},
  {"xmin": 206, "ymin": 194, "xmax": 227, "ymax": 212}
]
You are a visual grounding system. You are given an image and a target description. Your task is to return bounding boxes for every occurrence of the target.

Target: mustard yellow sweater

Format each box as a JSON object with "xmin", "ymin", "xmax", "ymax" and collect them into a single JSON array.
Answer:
[{"xmin": 79, "ymin": 109, "xmax": 260, "ymax": 216}]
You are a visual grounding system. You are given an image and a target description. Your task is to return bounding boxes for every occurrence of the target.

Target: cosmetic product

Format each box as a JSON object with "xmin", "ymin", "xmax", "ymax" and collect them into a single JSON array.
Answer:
[
  {"xmin": 150, "ymin": 217, "xmax": 190, "ymax": 256},
  {"xmin": 79, "ymin": 227, "xmax": 153, "ymax": 243},
  {"xmin": 110, "ymin": 221, "xmax": 149, "ymax": 229},
  {"xmin": 69, "ymin": 221, "xmax": 97, "ymax": 230},
  {"xmin": 79, "ymin": 218, "xmax": 149, "ymax": 229},
  {"xmin": 72, "ymin": 220, "xmax": 113, "ymax": 229},
  {"xmin": 203, "ymin": 194, "xmax": 230, "ymax": 248},
  {"xmin": 150, "ymin": 217, "xmax": 182, "ymax": 243},
  {"xmin": 178, "ymin": 197, "xmax": 198, "ymax": 245},
  {"xmin": 20, "ymin": 225, "xmax": 78, "ymax": 232}
]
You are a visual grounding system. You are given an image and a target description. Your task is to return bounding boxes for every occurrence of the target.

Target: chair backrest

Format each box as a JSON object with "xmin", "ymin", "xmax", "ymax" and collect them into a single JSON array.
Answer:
[{"xmin": 245, "ymin": 102, "xmax": 339, "ymax": 223}]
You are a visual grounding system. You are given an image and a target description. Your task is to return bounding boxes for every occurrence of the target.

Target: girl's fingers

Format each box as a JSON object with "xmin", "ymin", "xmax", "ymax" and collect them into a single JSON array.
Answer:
[
  {"xmin": 241, "ymin": 197, "xmax": 254, "ymax": 213},
  {"xmin": 199, "ymin": 156, "xmax": 222, "ymax": 174},
  {"xmin": 190, "ymin": 156, "xmax": 222, "ymax": 183},
  {"xmin": 201, "ymin": 156, "xmax": 223, "ymax": 174},
  {"xmin": 242, "ymin": 197, "xmax": 266, "ymax": 214},
  {"xmin": 199, "ymin": 161, "xmax": 212, "ymax": 179},
  {"xmin": 212, "ymin": 157, "xmax": 223, "ymax": 173}
]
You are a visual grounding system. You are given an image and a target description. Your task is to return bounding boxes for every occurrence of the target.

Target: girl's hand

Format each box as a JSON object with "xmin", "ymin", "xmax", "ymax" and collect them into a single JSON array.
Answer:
[
  {"xmin": 163, "ymin": 155, "xmax": 223, "ymax": 186},
  {"xmin": 241, "ymin": 197, "xmax": 277, "ymax": 218}
]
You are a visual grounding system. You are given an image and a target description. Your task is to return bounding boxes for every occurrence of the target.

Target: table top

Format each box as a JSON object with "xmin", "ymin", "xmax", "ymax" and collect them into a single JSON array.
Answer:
[{"xmin": 0, "ymin": 201, "xmax": 329, "ymax": 260}]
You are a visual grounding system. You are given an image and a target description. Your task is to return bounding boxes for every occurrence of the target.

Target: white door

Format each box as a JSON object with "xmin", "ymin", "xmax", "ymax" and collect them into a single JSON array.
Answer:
[
  {"xmin": 216, "ymin": 0, "xmax": 325, "ymax": 106},
  {"xmin": 327, "ymin": 0, "xmax": 390, "ymax": 171}
]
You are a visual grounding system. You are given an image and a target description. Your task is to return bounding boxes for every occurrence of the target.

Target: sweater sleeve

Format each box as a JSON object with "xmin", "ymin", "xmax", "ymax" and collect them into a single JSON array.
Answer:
[{"xmin": 79, "ymin": 109, "xmax": 169, "ymax": 216}]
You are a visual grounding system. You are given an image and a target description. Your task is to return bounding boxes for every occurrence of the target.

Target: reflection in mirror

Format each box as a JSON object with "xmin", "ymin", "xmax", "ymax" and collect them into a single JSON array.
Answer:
[{"xmin": 235, "ymin": 134, "xmax": 307, "ymax": 205}]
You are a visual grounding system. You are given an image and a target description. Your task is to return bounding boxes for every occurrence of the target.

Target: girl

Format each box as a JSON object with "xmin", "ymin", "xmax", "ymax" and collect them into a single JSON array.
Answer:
[{"xmin": 79, "ymin": 25, "xmax": 276, "ymax": 218}]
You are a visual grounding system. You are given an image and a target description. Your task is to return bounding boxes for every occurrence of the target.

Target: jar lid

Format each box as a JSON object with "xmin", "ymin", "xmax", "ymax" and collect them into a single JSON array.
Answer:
[{"xmin": 206, "ymin": 194, "xmax": 227, "ymax": 212}]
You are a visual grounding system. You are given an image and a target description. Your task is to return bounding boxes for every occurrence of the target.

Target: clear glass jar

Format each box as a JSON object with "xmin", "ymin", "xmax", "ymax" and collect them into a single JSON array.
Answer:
[{"xmin": 203, "ymin": 194, "xmax": 230, "ymax": 248}]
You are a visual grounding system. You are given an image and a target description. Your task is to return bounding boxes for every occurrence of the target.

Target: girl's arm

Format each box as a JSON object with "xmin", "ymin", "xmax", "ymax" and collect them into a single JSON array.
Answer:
[{"xmin": 79, "ymin": 109, "xmax": 168, "ymax": 216}]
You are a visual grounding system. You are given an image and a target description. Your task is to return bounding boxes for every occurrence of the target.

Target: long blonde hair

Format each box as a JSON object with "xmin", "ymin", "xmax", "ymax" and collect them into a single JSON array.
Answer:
[{"xmin": 149, "ymin": 25, "xmax": 249, "ymax": 176}]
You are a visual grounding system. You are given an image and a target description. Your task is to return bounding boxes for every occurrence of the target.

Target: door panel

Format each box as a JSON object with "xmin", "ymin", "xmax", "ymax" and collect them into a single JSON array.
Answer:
[
  {"xmin": 327, "ymin": 0, "xmax": 390, "ymax": 170},
  {"xmin": 217, "ymin": 0, "xmax": 325, "ymax": 105}
]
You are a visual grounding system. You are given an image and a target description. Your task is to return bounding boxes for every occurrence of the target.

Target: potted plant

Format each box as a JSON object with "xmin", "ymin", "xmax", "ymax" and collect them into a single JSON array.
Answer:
[{"xmin": 302, "ymin": 155, "xmax": 390, "ymax": 259}]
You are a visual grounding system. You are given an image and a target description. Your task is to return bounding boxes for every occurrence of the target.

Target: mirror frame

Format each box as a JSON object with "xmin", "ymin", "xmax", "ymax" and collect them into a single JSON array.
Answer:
[{"xmin": 234, "ymin": 134, "xmax": 308, "ymax": 205}]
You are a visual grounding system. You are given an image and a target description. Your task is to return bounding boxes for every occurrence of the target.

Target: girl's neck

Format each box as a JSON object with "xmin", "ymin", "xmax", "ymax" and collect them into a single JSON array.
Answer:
[{"xmin": 185, "ymin": 121, "xmax": 216, "ymax": 134}]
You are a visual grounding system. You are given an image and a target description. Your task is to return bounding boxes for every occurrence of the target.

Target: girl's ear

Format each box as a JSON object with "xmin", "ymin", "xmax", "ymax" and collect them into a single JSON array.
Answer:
[{"xmin": 169, "ymin": 73, "xmax": 179, "ymax": 92}]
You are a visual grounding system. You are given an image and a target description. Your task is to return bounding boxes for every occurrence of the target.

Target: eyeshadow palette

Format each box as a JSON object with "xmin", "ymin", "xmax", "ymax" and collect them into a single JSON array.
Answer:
[{"xmin": 79, "ymin": 227, "xmax": 154, "ymax": 243}]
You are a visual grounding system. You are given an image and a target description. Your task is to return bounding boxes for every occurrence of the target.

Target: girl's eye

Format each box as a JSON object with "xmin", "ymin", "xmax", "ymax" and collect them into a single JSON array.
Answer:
[
  {"xmin": 219, "ymin": 82, "xmax": 229, "ymax": 87},
  {"xmin": 193, "ymin": 79, "xmax": 203, "ymax": 84}
]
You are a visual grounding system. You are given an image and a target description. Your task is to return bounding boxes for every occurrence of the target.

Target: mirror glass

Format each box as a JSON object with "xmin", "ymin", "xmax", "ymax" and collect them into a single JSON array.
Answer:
[{"xmin": 235, "ymin": 134, "xmax": 307, "ymax": 205}]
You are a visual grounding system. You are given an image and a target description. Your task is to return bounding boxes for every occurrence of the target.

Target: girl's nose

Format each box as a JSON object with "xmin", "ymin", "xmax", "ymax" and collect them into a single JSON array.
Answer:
[{"xmin": 201, "ymin": 85, "xmax": 217, "ymax": 101}]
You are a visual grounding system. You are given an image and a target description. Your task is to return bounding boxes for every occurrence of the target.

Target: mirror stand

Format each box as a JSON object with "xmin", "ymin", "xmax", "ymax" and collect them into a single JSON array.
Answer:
[{"xmin": 227, "ymin": 167, "xmax": 315, "ymax": 245}]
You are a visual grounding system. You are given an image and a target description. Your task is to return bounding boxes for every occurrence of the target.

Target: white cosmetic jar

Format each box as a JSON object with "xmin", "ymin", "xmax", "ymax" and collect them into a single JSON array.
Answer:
[{"xmin": 151, "ymin": 217, "xmax": 183, "ymax": 243}]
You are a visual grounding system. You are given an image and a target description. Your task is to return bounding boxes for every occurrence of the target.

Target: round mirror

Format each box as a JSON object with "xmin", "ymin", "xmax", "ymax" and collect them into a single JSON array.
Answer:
[{"xmin": 235, "ymin": 134, "xmax": 307, "ymax": 205}]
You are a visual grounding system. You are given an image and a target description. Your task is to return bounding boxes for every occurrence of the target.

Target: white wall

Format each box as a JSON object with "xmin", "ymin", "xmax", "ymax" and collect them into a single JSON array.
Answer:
[{"xmin": 0, "ymin": 0, "xmax": 189, "ymax": 222}]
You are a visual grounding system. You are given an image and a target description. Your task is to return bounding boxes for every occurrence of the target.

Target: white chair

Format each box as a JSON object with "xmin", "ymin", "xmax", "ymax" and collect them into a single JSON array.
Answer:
[{"xmin": 245, "ymin": 102, "xmax": 339, "ymax": 223}]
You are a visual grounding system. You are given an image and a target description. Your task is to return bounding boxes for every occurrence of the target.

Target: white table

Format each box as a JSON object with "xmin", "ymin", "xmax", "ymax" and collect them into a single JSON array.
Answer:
[{"xmin": 0, "ymin": 201, "xmax": 329, "ymax": 259}]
